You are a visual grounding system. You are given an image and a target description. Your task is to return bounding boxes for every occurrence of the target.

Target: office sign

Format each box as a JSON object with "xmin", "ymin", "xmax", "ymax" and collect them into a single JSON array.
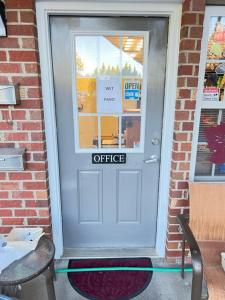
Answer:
[
  {"xmin": 124, "ymin": 80, "xmax": 141, "ymax": 101},
  {"xmin": 92, "ymin": 153, "xmax": 126, "ymax": 164},
  {"xmin": 97, "ymin": 77, "xmax": 122, "ymax": 113}
]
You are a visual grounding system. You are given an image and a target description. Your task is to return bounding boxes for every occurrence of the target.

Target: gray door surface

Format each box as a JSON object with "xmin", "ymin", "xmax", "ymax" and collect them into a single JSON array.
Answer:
[{"xmin": 50, "ymin": 17, "xmax": 168, "ymax": 248}]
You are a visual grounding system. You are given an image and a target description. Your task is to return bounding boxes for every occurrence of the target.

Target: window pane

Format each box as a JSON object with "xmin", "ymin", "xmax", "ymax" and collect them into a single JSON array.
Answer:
[
  {"xmin": 203, "ymin": 63, "xmax": 225, "ymax": 102},
  {"xmin": 207, "ymin": 17, "xmax": 225, "ymax": 60},
  {"xmin": 122, "ymin": 36, "xmax": 144, "ymax": 113},
  {"xmin": 101, "ymin": 116, "xmax": 119, "ymax": 148},
  {"xmin": 195, "ymin": 109, "xmax": 225, "ymax": 178},
  {"xmin": 122, "ymin": 116, "xmax": 141, "ymax": 149},
  {"xmin": 195, "ymin": 145, "xmax": 213, "ymax": 176},
  {"xmin": 198, "ymin": 109, "xmax": 218, "ymax": 143},
  {"xmin": 215, "ymin": 163, "xmax": 225, "ymax": 176},
  {"xmin": 79, "ymin": 116, "xmax": 98, "ymax": 148},
  {"xmin": 77, "ymin": 78, "xmax": 96, "ymax": 113}
]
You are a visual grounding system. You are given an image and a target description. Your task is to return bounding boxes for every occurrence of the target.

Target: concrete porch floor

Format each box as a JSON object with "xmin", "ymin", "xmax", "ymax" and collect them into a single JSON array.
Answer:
[{"xmin": 18, "ymin": 259, "xmax": 201, "ymax": 300}]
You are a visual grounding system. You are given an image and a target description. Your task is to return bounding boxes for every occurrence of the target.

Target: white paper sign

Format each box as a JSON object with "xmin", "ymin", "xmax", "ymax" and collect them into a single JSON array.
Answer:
[
  {"xmin": 97, "ymin": 77, "xmax": 122, "ymax": 113},
  {"xmin": 203, "ymin": 87, "xmax": 220, "ymax": 101}
]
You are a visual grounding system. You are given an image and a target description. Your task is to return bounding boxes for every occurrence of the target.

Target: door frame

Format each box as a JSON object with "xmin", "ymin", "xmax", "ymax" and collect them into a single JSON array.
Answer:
[{"xmin": 36, "ymin": 0, "xmax": 182, "ymax": 259}]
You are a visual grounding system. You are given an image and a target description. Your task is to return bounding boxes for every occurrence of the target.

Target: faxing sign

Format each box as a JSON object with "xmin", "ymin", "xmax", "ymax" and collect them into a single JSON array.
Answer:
[{"xmin": 92, "ymin": 153, "xmax": 126, "ymax": 164}]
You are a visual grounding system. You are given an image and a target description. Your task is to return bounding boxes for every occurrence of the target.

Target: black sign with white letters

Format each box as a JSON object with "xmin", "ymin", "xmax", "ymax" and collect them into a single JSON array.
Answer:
[{"xmin": 92, "ymin": 153, "xmax": 126, "ymax": 164}]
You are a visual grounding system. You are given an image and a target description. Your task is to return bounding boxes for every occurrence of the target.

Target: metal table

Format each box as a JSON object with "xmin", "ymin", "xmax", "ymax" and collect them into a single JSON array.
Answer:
[{"xmin": 0, "ymin": 235, "xmax": 56, "ymax": 300}]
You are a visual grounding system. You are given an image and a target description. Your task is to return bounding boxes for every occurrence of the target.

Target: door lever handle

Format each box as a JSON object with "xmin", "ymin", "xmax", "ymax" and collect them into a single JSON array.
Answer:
[{"xmin": 143, "ymin": 155, "xmax": 158, "ymax": 164}]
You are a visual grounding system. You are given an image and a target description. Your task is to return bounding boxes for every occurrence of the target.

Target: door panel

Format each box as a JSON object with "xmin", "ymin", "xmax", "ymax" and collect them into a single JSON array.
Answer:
[{"xmin": 50, "ymin": 16, "xmax": 168, "ymax": 248}]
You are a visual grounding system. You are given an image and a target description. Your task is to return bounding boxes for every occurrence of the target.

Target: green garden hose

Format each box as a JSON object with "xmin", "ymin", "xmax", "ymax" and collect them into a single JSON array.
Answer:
[{"xmin": 56, "ymin": 267, "xmax": 193, "ymax": 273}]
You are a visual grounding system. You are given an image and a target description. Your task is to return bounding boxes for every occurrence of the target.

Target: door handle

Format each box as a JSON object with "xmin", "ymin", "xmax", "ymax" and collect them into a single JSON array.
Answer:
[{"xmin": 143, "ymin": 155, "xmax": 159, "ymax": 164}]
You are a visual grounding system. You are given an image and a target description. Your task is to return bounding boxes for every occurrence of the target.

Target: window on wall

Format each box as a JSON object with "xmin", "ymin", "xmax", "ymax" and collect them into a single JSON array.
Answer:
[
  {"xmin": 193, "ymin": 8, "xmax": 225, "ymax": 181},
  {"xmin": 73, "ymin": 32, "xmax": 148, "ymax": 153}
]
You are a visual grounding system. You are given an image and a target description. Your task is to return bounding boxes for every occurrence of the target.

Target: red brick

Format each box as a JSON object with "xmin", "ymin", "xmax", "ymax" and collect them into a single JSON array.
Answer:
[
  {"xmin": 0, "ymin": 227, "xmax": 12, "ymax": 234},
  {"xmin": 0, "ymin": 122, "xmax": 13, "ymax": 130},
  {"xmin": 182, "ymin": 13, "xmax": 197, "ymax": 25},
  {"xmin": 23, "ymin": 181, "xmax": 47, "ymax": 190},
  {"xmin": 26, "ymin": 162, "xmax": 47, "ymax": 171},
  {"xmin": 31, "ymin": 132, "xmax": 45, "ymax": 141},
  {"xmin": 0, "ymin": 76, "xmax": 9, "ymax": 84},
  {"xmin": 177, "ymin": 77, "xmax": 186, "ymax": 88},
  {"xmin": 0, "ymin": 173, "xmax": 6, "ymax": 180},
  {"xmin": 27, "ymin": 88, "xmax": 42, "ymax": 98},
  {"xmin": 9, "ymin": 51, "xmax": 38, "ymax": 62},
  {"xmin": 20, "ymin": 11, "xmax": 36, "ymax": 23},
  {"xmin": 5, "ymin": 132, "xmax": 28, "ymax": 141},
  {"xmin": 12, "ymin": 191, "xmax": 34, "ymax": 199},
  {"xmin": 0, "ymin": 182, "xmax": 19, "ymax": 190},
  {"xmin": 9, "ymin": 173, "xmax": 32, "ymax": 180},
  {"xmin": 180, "ymin": 26, "xmax": 189, "ymax": 39},
  {"xmin": 0, "ymin": 63, "xmax": 21, "ymax": 73},
  {"xmin": 187, "ymin": 77, "xmax": 198, "ymax": 88},
  {"xmin": 179, "ymin": 52, "xmax": 187, "ymax": 64},
  {"xmin": 7, "ymin": 25, "xmax": 37, "ymax": 36},
  {"xmin": 25, "ymin": 200, "xmax": 49, "ymax": 208},
  {"xmin": 167, "ymin": 233, "xmax": 183, "ymax": 241},
  {"xmin": 33, "ymin": 152, "xmax": 47, "ymax": 161},
  {"xmin": 0, "ymin": 192, "xmax": 8, "ymax": 199},
  {"xmin": 0, "ymin": 209, "xmax": 12, "ymax": 217},
  {"xmin": 170, "ymin": 190, "xmax": 183, "ymax": 198},
  {"xmin": 181, "ymin": 142, "xmax": 192, "ymax": 151},
  {"xmin": 12, "ymin": 76, "xmax": 41, "ymax": 86},
  {"xmin": 27, "ymin": 218, "xmax": 50, "ymax": 225},
  {"xmin": 21, "ymin": 122, "xmax": 42, "ymax": 131},
  {"xmin": 182, "ymin": 122, "xmax": 194, "ymax": 131},
  {"xmin": 6, "ymin": 11, "xmax": 18, "ymax": 23},
  {"xmin": 179, "ymin": 89, "xmax": 191, "ymax": 99},
  {"xmin": 6, "ymin": 0, "xmax": 35, "ymax": 9},
  {"xmin": 0, "ymin": 200, "xmax": 22, "ymax": 208},
  {"xmin": 0, "ymin": 51, "xmax": 7, "ymax": 61},
  {"xmin": 25, "ymin": 63, "xmax": 40, "ymax": 73},
  {"xmin": 0, "ymin": 38, "xmax": 19, "ymax": 48},
  {"xmin": 2, "ymin": 218, "xmax": 24, "ymax": 225},
  {"xmin": 39, "ymin": 210, "xmax": 49, "ymax": 217},
  {"xmin": 190, "ymin": 26, "xmax": 203, "ymax": 39},
  {"xmin": 175, "ymin": 199, "xmax": 189, "ymax": 207},
  {"xmin": 172, "ymin": 152, "xmax": 186, "ymax": 161},
  {"xmin": 178, "ymin": 65, "xmax": 193, "ymax": 76},
  {"xmin": 19, "ymin": 142, "xmax": 45, "ymax": 151},
  {"xmin": 175, "ymin": 111, "xmax": 189, "ymax": 120},
  {"xmin": 179, "ymin": 162, "xmax": 190, "ymax": 171},
  {"xmin": 184, "ymin": 100, "xmax": 196, "ymax": 109},
  {"xmin": 29, "ymin": 111, "xmax": 44, "ymax": 120},
  {"xmin": 35, "ymin": 172, "xmax": 47, "ymax": 180},
  {"xmin": 180, "ymin": 39, "xmax": 195, "ymax": 51},
  {"xmin": 16, "ymin": 100, "xmax": 43, "ymax": 109},
  {"xmin": 15, "ymin": 209, "xmax": 37, "ymax": 216},
  {"xmin": 173, "ymin": 133, "xmax": 189, "ymax": 142},
  {"xmin": 22, "ymin": 38, "xmax": 38, "ymax": 50},
  {"xmin": 192, "ymin": 0, "xmax": 205, "ymax": 11},
  {"xmin": 188, "ymin": 52, "xmax": 200, "ymax": 64},
  {"xmin": 11, "ymin": 111, "xmax": 26, "ymax": 120},
  {"xmin": 182, "ymin": 0, "xmax": 191, "ymax": 12}
]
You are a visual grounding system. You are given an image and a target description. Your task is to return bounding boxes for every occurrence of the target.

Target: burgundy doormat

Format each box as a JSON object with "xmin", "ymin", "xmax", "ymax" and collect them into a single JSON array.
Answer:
[{"xmin": 67, "ymin": 257, "xmax": 153, "ymax": 300}]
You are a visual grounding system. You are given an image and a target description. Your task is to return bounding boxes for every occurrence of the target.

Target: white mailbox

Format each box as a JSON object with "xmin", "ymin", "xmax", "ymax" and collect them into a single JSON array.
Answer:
[
  {"xmin": 0, "ymin": 84, "xmax": 20, "ymax": 105},
  {"xmin": 0, "ymin": 148, "xmax": 25, "ymax": 171}
]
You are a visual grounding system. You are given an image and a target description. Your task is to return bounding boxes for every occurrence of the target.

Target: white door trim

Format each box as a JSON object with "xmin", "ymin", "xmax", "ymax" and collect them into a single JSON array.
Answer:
[{"xmin": 36, "ymin": 1, "xmax": 182, "ymax": 258}]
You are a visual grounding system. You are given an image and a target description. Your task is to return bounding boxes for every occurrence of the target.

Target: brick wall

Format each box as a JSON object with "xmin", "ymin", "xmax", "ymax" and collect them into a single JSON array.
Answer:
[
  {"xmin": 166, "ymin": 0, "xmax": 206, "ymax": 257},
  {"xmin": 0, "ymin": 0, "xmax": 51, "ymax": 234}
]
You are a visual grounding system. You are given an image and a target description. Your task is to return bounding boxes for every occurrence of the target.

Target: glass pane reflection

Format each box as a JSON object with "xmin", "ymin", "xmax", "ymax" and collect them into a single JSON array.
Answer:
[
  {"xmin": 101, "ymin": 116, "xmax": 119, "ymax": 148},
  {"xmin": 79, "ymin": 116, "xmax": 98, "ymax": 148},
  {"xmin": 122, "ymin": 116, "xmax": 141, "ymax": 149}
]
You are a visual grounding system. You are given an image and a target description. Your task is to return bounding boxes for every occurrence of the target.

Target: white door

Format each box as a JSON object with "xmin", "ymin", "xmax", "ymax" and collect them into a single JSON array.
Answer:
[{"xmin": 50, "ymin": 16, "xmax": 168, "ymax": 249}]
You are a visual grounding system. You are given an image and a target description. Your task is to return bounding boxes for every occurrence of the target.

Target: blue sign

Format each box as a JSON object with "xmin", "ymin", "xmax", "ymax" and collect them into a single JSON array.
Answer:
[{"xmin": 124, "ymin": 80, "xmax": 140, "ymax": 101}]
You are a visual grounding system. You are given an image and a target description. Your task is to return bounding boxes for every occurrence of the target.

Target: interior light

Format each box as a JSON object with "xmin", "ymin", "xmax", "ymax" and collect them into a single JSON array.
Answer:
[{"xmin": 0, "ymin": 0, "xmax": 6, "ymax": 37}]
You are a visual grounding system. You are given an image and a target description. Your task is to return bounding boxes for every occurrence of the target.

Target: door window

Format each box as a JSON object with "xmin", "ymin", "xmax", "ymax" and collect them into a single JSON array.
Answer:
[{"xmin": 73, "ymin": 32, "xmax": 148, "ymax": 152}]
